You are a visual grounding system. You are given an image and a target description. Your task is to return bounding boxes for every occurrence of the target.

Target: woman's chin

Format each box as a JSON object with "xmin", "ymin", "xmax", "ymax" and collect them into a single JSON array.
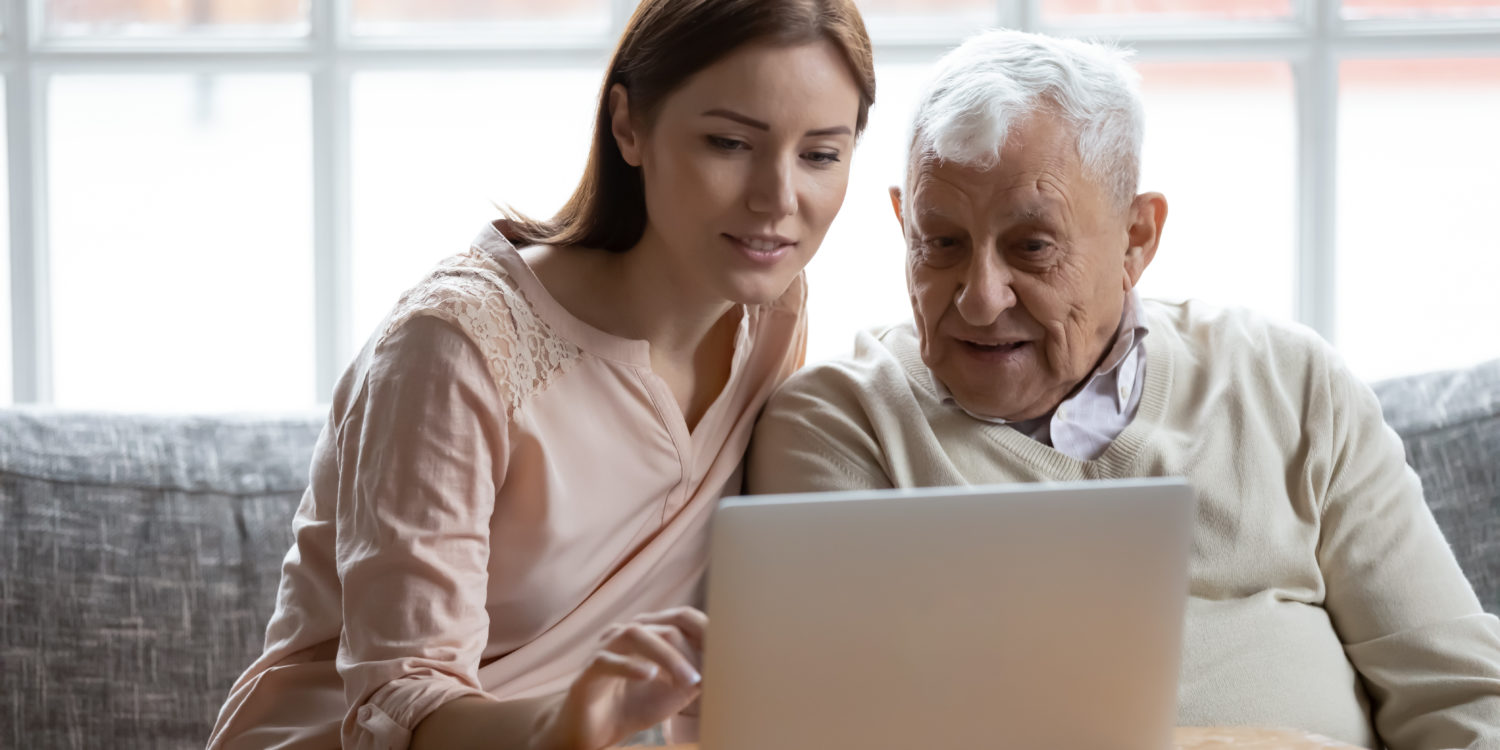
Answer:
[{"xmin": 720, "ymin": 271, "xmax": 798, "ymax": 307}]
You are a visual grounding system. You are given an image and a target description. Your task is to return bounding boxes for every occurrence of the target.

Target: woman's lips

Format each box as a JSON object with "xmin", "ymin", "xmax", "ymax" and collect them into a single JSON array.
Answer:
[{"xmin": 724, "ymin": 234, "xmax": 794, "ymax": 265}]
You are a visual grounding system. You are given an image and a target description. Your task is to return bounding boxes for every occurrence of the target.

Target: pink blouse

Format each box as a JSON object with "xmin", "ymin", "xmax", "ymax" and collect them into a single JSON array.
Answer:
[{"xmin": 207, "ymin": 222, "xmax": 807, "ymax": 749}]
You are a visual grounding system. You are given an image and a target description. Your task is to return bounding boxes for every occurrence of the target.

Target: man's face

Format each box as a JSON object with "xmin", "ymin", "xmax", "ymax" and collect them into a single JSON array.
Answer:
[{"xmin": 896, "ymin": 111, "xmax": 1163, "ymax": 422}]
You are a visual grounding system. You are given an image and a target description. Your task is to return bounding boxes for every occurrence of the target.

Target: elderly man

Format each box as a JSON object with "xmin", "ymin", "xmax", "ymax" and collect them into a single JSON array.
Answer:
[{"xmin": 746, "ymin": 29, "xmax": 1500, "ymax": 750}]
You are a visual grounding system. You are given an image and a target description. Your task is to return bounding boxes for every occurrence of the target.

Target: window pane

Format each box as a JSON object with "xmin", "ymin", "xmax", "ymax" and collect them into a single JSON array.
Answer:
[
  {"xmin": 0, "ymin": 80, "xmax": 9, "ymax": 406},
  {"xmin": 49, "ymin": 75, "xmax": 315, "ymax": 411},
  {"xmin": 1343, "ymin": 0, "xmax": 1500, "ymax": 20},
  {"xmin": 352, "ymin": 64, "xmax": 931, "ymax": 367},
  {"xmin": 349, "ymin": 0, "xmax": 608, "ymax": 37},
  {"xmin": 1132, "ymin": 62, "xmax": 1296, "ymax": 322},
  {"xmin": 44, "ymin": 0, "xmax": 308, "ymax": 39},
  {"xmin": 1337, "ymin": 59, "xmax": 1500, "ymax": 380},
  {"xmin": 1042, "ymin": 0, "xmax": 1294, "ymax": 22},
  {"xmin": 810, "ymin": 62, "xmax": 934, "ymax": 363},
  {"xmin": 350, "ymin": 70, "xmax": 599, "ymax": 340},
  {"xmin": 855, "ymin": 0, "xmax": 997, "ymax": 38}
]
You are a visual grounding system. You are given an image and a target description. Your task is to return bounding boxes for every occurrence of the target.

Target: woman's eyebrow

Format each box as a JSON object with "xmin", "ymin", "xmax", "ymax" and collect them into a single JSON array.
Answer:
[{"xmin": 701, "ymin": 108, "xmax": 851, "ymax": 137}]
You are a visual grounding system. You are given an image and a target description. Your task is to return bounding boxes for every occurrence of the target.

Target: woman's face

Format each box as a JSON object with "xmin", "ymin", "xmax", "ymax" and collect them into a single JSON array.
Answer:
[{"xmin": 611, "ymin": 39, "xmax": 862, "ymax": 305}]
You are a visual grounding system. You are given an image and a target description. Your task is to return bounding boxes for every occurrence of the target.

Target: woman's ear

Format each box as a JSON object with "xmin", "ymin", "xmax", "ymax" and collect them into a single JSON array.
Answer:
[
  {"xmin": 608, "ymin": 83, "xmax": 643, "ymax": 167},
  {"xmin": 1123, "ymin": 191, "xmax": 1168, "ymax": 290},
  {"xmin": 888, "ymin": 186, "xmax": 905, "ymax": 234}
]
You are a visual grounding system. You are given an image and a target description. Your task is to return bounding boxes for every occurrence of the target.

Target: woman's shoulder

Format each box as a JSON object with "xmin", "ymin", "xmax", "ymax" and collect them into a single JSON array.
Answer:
[
  {"xmin": 376, "ymin": 236, "xmax": 583, "ymax": 412},
  {"xmin": 383, "ymin": 243, "xmax": 517, "ymax": 333}
]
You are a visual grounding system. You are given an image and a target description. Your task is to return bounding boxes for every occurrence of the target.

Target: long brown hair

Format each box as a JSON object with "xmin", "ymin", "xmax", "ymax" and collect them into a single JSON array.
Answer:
[{"xmin": 501, "ymin": 0, "xmax": 875, "ymax": 253}]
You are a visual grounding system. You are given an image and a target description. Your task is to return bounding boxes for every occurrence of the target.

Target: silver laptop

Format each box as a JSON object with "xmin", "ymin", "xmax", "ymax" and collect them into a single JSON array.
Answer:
[{"xmin": 699, "ymin": 478, "xmax": 1193, "ymax": 750}]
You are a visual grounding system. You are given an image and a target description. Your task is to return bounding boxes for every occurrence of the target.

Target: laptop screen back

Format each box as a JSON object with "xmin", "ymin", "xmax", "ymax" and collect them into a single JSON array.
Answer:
[{"xmin": 700, "ymin": 478, "xmax": 1193, "ymax": 750}]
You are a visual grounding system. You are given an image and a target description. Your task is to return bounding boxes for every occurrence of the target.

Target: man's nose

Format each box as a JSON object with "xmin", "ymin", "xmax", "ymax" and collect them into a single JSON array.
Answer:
[
  {"xmin": 747, "ymin": 154, "xmax": 797, "ymax": 218},
  {"xmin": 954, "ymin": 247, "xmax": 1016, "ymax": 326}
]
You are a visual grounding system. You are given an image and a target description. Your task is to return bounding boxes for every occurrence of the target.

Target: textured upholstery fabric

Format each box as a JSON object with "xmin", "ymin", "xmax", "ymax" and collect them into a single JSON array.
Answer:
[
  {"xmin": 1372, "ymin": 358, "xmax": 1500, "ymax": 614},
  {"xmin": 0, "ymin": 358, "xmax": 1496, "ymax": 748},
  {"xmin": 1, "ymin": 408, "xmax": 322, "ymax": 749}
]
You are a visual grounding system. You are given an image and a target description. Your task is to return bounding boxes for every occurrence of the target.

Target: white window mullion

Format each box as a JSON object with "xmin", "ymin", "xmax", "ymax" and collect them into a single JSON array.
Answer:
[
  {"xmin": 312, "ymin": 0, "xmax": 352, "ymax": 402},
  {"xmin": 611, "ymin": 0, "xmax": 637, "ymax": 42},
  {"xmin": 1014, "ymin": 0, "xmax": 1040, "ymax": 32},
  {"xmin": 8, "ymin": 0, "xmax": 50, "ymax": 403},
  {"xmin": 1294, "ymin": 0, "xmax": 1340, "ymax": 343}
]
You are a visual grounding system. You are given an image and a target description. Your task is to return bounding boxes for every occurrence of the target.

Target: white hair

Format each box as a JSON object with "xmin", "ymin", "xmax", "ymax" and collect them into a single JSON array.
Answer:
[{"xmin": 907, "ymin": 29, "xmax": 1145, "ymax": 210}]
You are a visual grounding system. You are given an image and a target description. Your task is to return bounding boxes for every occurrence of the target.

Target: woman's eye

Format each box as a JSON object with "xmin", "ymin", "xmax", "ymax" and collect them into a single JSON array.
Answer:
[
  {"xmin": 708, "ymin": 136, "xmax": 748, "ymax": 151},
  {"xmin": 804, "ymin": 150, "xmax": 841, "ymax": 165},
  {"xmin": 1020, "ymin": 239, "xmax": 1052, "ymax": 254}
]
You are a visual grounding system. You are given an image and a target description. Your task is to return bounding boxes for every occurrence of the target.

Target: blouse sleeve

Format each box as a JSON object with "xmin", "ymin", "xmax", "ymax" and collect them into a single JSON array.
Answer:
[{"xmin": 334, "ymin": 314, "xmax": 509, "ymax": 750}]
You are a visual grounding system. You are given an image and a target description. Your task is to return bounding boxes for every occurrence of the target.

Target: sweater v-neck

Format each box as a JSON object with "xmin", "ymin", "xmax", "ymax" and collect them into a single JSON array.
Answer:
[{"xmin": 895, "ymin": 319, "xmax": 1177, "ymax": 482}]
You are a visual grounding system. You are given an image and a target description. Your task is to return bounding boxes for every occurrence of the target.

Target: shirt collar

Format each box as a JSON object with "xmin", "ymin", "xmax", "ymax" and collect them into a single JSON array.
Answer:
[{"xmin": 929, "ymin": 290, "xmax": 1150, "ymax": 424}]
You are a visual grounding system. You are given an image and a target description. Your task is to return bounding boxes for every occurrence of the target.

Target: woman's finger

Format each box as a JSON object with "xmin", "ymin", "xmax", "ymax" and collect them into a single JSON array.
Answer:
[
  {"xmin": 633, "ymin": 607, "xmax": 707, "ymax": 651},
  {"xmin": 641, "ymin": 623, "xmax": 698, "ymax": 670},
  {"xmin": 584, "ymin": 648, "xmax": 660, "ymax": 682},
  {"xmin": 605, "ymin": 623, "xmax": 702, "ymax": 687}
]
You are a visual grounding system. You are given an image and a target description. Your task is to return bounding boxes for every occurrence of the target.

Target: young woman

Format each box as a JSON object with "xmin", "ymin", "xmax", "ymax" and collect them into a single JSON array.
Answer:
[{"xmin": 206, "ymin": 1, "xmax": 874, "ymax": 749}]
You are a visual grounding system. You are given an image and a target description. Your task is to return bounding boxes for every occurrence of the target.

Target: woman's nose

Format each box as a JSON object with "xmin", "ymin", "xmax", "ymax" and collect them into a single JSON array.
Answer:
[{"xmin": 747, "ymin": 155, "xmax": 797, "ymax": 218}]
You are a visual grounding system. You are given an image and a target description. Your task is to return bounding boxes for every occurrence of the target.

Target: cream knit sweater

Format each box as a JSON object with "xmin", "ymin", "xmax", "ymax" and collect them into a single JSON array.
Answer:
[{"xmin": 745, "ymin": 299, "xmax": 1500, "ymax": 750}]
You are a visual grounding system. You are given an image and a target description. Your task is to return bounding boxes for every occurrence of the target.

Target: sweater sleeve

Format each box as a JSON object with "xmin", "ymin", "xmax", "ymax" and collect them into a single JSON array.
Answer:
[
  {"xmin": 1315, "ymin": 352, "xmax": 1500, "ymax": 750},
  {"xmin": 746, "ymin": 365, "xmax": 894, "ymax": 495},
  {"xmin": 335, "ymin": 315, "xmax": 507, "ymax": 749}
]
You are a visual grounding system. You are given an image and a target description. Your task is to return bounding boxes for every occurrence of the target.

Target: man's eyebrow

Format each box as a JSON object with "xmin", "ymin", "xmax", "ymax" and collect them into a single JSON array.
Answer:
[
  {"xmin": 701, "ymin": 108, "xmax": 851, "ymax": 137},
  {"xmin": 1011, "ymin": 202, "xmax": 1064, "ymax": 224},
  {"xmin": 913, "ymin": 208, "xmax": 960, "ymax": 225}
]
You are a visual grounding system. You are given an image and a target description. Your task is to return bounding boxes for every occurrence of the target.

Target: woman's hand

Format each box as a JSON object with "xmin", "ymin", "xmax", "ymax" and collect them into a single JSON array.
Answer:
[{"xmin": 532, "ymin": 607, "xmax": 707, "ymax": 750}]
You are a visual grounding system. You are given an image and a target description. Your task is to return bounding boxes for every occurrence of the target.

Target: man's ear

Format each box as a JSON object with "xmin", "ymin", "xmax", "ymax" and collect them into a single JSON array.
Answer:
[
  {"xmin": 888, "ymin": 186, "xmax": 905, "ymax": 234},
  {"xmin": 1123, "ymin": 191, "xmax": 1167, "ymax": 290},
  {"xmin": 608, "ymin": 83, "xmax": 643, "ymax": 167}
]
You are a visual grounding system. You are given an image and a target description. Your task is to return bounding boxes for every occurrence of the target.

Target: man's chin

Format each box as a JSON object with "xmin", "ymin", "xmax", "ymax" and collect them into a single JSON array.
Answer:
[
  {"xmin": 950, "ymin": 393, "xmax": 1025, "ymax": 422},
  {"xmin": 945, "ymin": 381, "xmax": 1057, "ymax": 423}
]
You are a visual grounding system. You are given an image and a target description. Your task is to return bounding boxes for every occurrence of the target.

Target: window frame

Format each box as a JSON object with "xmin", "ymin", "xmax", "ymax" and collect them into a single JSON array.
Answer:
[{"xmin": 5, "ymin": 0, "xmax": 1500, "ymax": 404}]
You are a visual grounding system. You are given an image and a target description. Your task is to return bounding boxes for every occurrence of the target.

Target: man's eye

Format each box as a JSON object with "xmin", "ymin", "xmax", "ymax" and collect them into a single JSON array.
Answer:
[
  {"xmin": 918, "ymin": 236, "xmax": 965, "ymax": 266},
  {"xmin": 708, "ymin": 136, "xmax": 748, "ymax": 151},
  {"xmin": 1020, "ymin": 239, "xmax": 1052, "ymax": 254}
]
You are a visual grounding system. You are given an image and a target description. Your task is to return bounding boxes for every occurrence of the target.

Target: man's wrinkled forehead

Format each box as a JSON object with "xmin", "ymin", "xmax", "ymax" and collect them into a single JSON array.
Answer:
[
  {"xmin": 902, "ymin": 123, "xmax": 1116, "ymax": 229},
  {"xmin": 903, "ymin": 148, "xmax": 960, "ymax": 211},
  {"xmin": 906, "ymin": 143, "xmax": 1072, "ymax": 204},
  {"xmin": 909, "ymin": 167, "xmax": 1071, "ymax": 235}
]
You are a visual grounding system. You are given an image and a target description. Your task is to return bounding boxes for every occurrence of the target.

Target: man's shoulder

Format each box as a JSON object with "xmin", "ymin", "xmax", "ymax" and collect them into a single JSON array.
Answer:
[
  {"xmin": 773, "ymin": 320, "xmax": 925, "ymax": 409},
  {"xmin": 1143, "ymin": 298, "xmax": 1336, "ymax": 371}
]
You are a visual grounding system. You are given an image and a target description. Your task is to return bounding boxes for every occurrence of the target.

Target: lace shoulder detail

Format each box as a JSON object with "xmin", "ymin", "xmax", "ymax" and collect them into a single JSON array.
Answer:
[{"xmin": 380, "ymin": 247, "xmax": 580, "ymax": 413}]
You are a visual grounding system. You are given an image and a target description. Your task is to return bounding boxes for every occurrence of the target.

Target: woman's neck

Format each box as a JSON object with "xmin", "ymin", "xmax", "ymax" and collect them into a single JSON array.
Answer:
[{"xmin": 523, "ymin": 235, "xmax": 736, "ymax": 362}]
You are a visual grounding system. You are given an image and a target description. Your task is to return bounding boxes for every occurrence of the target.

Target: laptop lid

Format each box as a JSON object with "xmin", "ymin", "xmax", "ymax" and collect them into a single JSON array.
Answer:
[{"xmin": 699, "ymin": 478, "xmax": 1193, "ymax": 750}]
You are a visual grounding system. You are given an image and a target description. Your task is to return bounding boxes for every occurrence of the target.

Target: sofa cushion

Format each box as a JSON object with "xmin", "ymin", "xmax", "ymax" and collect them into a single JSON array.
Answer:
[
  {"xmin": 1373, "ymin": 358, "xmax": 1500, "ymax": 615},
  {"xmin": 1, "ymin": 358, "xmax": 1495, "ymax": 748},
  {"xmin": 0, "ymin": 408, "xmax": 323, "ymax": 750}
]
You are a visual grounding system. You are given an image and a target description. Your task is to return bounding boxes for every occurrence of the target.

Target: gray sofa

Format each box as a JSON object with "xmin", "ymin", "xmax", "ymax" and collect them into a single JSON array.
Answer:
[{"xmin": 3, "ymin": 360, "xmax": 1498, "ymax": 749}]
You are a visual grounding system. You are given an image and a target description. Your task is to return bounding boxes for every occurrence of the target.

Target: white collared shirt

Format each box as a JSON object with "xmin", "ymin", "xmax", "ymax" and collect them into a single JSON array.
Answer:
[{"xmin": 930, "ymin": 291, "xmax": 1149, "ymax": 461}]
